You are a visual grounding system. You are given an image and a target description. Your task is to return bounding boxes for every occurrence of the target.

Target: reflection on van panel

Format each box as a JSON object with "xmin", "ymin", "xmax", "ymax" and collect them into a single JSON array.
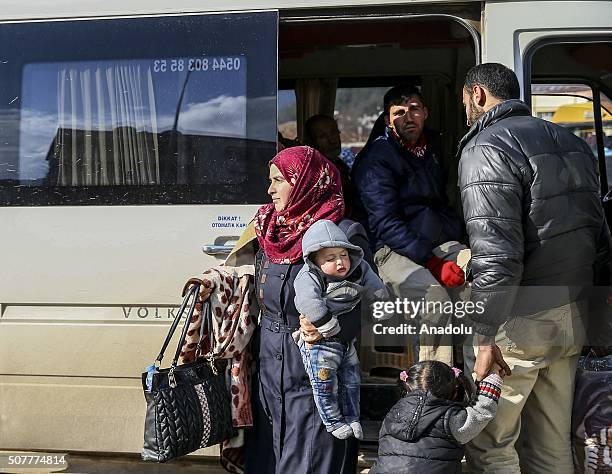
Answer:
[
  {"xmin": 0, "ymin": 12, "xmax": 277, "ymax": 206},
  {"xmin": 20, "ymin": 58, "xmax": 248, "ymax": 183},
  {"xmin": 42, "ymin": 128, "xmax": 273, "ymax": 204}
]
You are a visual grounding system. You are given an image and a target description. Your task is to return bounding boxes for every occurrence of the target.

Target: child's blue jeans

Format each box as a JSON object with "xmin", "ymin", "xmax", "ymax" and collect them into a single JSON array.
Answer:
[{"xmin": 299, "ymin": 338, "xmax": 361, "ymax": 432}]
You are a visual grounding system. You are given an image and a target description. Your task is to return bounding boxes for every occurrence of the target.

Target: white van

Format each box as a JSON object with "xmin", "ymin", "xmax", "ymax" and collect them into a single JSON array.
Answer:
[{"xmin": 0, "ymin": 0, "xmax": 610, "ymax": 459}]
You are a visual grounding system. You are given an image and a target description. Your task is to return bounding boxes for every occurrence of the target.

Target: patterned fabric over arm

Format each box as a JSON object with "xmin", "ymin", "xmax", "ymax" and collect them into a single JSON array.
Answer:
[{"xmin": 179, "ymin": 268, "xmax": 257, "ymax": 428}]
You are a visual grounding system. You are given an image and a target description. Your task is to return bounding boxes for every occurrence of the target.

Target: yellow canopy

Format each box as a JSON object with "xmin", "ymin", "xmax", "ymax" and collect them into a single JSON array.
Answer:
[{"xmin": 552, "ymin": 103, "xmax": 612, "ymax": 124}]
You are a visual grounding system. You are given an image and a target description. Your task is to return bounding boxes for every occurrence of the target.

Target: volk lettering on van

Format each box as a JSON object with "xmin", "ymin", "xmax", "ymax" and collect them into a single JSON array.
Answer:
[{"xmin": 122, "ymin": 307, "xmax": 179, "ymax": 319}]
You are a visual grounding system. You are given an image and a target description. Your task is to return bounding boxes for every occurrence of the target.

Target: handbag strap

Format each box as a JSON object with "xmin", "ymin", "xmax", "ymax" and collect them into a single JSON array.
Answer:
[
  {"xmin": 167, "ymin": 284, "xmax": 202, "ymax": 388},
  {"xmin": 170, "ymin": 284, "xmax": 201, "ymax": 369},
  {"xmin": 196, "ymin": 299, "xmax": 216, "ymax": 358},
  {"xmin": 154, "ymin": 283, "xmax": 200, "ymax": 366},
  {"xmin": 197, "ymin": 297, "xmax": 221, "ymax": 375}
]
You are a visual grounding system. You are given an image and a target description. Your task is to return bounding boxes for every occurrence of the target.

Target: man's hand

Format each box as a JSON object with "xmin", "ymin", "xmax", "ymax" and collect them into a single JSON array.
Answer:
[
  {"xmin": 426, "ymin": 256, "xmax": 465, "ymax": 287},
  {"xmin": 299, "ymin": 315, "xmax": 322, "ymax": 345},
  {"xmin": 474, "ymin": 343, "xmax": 511, "ymax": 381}
]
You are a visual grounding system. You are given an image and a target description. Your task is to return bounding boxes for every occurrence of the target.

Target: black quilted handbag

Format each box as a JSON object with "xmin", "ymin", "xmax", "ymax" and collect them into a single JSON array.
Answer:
[{"xmin": 141, "ymin": 283, "xmax": 235, "ymax": 462}]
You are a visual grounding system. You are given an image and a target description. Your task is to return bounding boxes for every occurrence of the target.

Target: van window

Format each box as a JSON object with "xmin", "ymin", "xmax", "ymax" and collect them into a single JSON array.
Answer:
[
  {"xmin": 334, "ymin": 86, "xmax": 389, "ymax": 154},
  {"xmin": 0, "ymin": 12, "xmax": 278, "ymax": 205},
  {"xmin": 278, "ymin": 89, "xmax": 297, "ymax": 141},
  {"xmin": 528, "ymin": 40, "xmax": 612, "ymax": 196},
  {"xmin": 532, "ymin": 84, "xmax": 612, "ymax": 187}
]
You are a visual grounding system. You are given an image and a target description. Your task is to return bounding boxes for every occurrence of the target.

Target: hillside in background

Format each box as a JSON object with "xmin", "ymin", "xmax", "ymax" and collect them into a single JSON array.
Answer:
[{"xmin": 278, "ymin": 86, "xmax": 387, "ymax": 147}]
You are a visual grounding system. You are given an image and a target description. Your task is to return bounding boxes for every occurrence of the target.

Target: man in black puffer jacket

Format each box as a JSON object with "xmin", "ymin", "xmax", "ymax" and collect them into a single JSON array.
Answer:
[{"xmin": 458, "ymin": 63, "xmax": 612, "ymax": 473}]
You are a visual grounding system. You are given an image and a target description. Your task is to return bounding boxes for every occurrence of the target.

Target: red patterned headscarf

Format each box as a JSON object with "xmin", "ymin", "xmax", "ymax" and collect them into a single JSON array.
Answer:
[{"xmin": 254, "ymin": 146, "xmax": 344, "ymax": 264}]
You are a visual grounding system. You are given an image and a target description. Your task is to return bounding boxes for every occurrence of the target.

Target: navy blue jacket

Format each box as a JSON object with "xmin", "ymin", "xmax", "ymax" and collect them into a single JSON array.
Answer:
[{"xmin": 352, "ymin": 129, "xmax": 463, "ymax": 264}]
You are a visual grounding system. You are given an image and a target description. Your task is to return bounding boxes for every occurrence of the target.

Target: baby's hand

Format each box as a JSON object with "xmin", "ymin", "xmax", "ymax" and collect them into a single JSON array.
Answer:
[{"xmin": 299, "ymin": 315, "xmax": 322, "ymax": 344}]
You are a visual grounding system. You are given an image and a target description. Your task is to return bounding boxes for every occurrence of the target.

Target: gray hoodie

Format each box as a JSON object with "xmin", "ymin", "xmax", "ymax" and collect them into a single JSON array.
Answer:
[{"xmin": 294, "ymin": 219, "xmax": 387, "ymax": 338}]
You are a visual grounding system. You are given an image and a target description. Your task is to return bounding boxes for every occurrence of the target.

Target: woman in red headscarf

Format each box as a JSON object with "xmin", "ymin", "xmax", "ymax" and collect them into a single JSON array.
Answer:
[{"xmin": 242, "ymin": 146, "xmax": 370, "ymax": 474}]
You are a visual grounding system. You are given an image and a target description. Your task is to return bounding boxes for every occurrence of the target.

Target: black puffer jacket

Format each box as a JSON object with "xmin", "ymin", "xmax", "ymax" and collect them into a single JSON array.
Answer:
[
  {"xmin": 458, "ymin": 99, "xmax": 612, "ymax": 336},
  {"xmin": 370, "ymin": 390, "xmax": 464, "ymax": 474}
]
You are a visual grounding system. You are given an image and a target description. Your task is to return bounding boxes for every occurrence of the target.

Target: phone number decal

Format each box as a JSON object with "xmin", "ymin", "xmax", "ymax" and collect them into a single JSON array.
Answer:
[
  {"xmin": 153, "ymin": 57, "xmax": 243, "ymax": 73},
  {"xmin": 1, "ymin": 453, "xmax": 68, "ymax": 469}
]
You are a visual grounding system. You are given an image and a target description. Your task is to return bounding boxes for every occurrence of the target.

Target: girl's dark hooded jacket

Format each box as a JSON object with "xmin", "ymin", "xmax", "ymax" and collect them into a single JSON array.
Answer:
[{"xmin": 370, "ymin": 390, "xmax": 464, "ymax": 474}]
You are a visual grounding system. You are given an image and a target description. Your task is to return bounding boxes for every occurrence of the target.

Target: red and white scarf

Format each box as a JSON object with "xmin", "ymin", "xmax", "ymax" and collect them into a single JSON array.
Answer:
[{"xmin": 390, "ymin": 128, "xmax": 428, "ymax": 158}]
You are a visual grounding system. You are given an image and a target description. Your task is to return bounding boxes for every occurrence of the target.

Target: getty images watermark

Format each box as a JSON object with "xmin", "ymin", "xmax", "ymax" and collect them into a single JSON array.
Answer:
[{"xmin": 368, "ymin": 298, "xmax": 484, "ymax": 337}]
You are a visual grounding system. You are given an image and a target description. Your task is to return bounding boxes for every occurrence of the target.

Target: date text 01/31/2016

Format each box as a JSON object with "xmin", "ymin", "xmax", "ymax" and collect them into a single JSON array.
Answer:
[{"xmin": 153, "ymin": 57, "xmax": 243, "ymax": 73}]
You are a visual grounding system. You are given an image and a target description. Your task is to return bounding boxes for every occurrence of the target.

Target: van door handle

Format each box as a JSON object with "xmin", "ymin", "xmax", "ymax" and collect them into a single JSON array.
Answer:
[{"xmin": 202, "ymin": 245, "xmax": 234, "ymax": 256}]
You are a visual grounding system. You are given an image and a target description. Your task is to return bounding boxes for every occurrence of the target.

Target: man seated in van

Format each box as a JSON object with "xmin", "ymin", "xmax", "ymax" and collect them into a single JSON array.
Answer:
[
  {"xmin": 351, "ymin": 85, "xmax": 466, "ymax": 364},
  {"xmin": 305, "ymin": 114, "xmax": 361, "ymax": 220},
  {"xmin": 305, "ymin": 114, "xmax": 356, "ymax": 170}
]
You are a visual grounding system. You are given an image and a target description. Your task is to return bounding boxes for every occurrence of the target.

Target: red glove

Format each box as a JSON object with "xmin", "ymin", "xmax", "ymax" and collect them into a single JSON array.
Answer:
[{"xmin": 426, "ymin": 256, "xmax": 465, "ymax": 287}]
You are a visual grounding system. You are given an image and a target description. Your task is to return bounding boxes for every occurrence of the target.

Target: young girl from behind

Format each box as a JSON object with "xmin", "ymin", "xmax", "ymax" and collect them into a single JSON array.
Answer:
[{"xmin": 370, "ymin": 360, "xmax": 503, "ymax": 474}]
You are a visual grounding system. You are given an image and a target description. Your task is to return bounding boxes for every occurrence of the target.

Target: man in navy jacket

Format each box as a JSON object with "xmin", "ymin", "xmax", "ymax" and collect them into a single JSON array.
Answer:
[{"xmin": 352, "ymin": 86, "xmax": 466, "ymax": 364}]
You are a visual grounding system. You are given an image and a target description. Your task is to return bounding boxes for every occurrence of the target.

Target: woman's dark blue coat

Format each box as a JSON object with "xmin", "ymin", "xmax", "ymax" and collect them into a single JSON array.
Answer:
[{"xmin": 244, "ymin": 220, "xmax": 368, "ymax": 473}]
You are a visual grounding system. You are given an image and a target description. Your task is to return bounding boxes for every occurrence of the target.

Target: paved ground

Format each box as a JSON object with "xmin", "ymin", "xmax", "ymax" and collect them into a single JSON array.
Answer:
[
  {"xmin": 0, "ymin": 452, "xmax": 226, "ymax": 474},
  {"xmin": 2, "ymin": 448, "xmax": 484, "ymax": 473},
  {"xmin": 0, "ymin": 451, "xmax": 378, "ymax": 473},
  {"xmin": 65, "ymin": 454, "xmax": 227, "ymax": 473},
  {"xmin": 0, "ymin": 450, "xmax": 478, "ymax": 473}
]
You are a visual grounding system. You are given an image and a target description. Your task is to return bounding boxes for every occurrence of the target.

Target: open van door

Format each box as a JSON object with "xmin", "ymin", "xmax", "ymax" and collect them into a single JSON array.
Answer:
[
  {"xmin": 483, "ymin": 1, "xmax": 612, "ymax": 225},
  {"xmin": 0, "ymin": 11, "xmax": 277, "ymax": 454}
]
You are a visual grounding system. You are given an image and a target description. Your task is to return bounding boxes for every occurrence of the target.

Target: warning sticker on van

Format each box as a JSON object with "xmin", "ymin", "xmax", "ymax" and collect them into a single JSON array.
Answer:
[{"xmin": 211, "ymin": 215, "xmax": 247, "ymax": 229}]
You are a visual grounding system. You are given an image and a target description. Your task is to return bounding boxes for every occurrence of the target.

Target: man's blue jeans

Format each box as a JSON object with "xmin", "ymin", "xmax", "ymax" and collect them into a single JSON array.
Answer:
[{"xmin": 299, "ymin": 339, "xmax": 360, "ymax": 432}]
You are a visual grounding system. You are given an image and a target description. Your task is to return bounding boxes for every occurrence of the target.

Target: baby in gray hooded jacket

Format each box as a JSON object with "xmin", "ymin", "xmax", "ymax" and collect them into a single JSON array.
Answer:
[{"xmin": 294, "ymin": 219, "xmax": 388, "ymax": 440}]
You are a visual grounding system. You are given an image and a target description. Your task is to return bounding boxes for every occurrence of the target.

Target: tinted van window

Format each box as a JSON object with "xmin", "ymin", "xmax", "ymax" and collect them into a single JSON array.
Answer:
[{"xmin": 0, "ymin": 12, "xmax": 277, "ymax": 205}]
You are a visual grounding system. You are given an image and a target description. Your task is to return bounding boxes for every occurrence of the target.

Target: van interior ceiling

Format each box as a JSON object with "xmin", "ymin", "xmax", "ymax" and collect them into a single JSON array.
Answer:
[
  {"xmin": 530, "ymin": 42, "xmax": 612, "ymax": 98},
  {"xmin": 278, "ymin": 14, "xmax": 478, "ymax": 212}
]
